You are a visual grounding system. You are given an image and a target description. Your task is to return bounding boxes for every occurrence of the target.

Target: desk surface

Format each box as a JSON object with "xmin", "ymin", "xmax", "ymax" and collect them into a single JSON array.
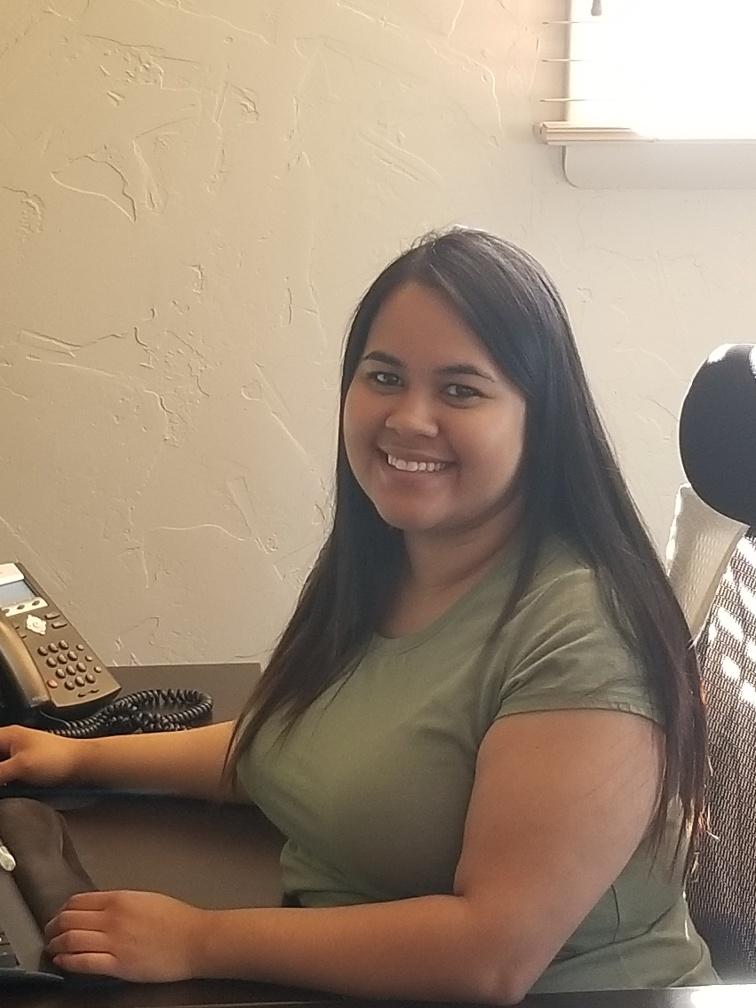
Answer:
[
  {"xmin": 38, "ymin": 663, "xmax": 284, "ymax": 912},
  {"xmin": 2, "ymin": 663, "xmax": 750, "ymax": 1008},
  {"xmin": 4, "ymin": 983, "xmax": 755, "ymax": 1008}
]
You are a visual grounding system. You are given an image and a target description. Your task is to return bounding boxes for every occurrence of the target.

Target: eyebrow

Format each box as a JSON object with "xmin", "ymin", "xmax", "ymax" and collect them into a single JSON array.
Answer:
[{"xmin": 361, "ymin": 350, "xmax": 496, "ymax": 383}]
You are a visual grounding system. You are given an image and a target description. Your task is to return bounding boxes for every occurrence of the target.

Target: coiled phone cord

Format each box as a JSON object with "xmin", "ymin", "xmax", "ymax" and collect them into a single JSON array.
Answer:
[{"xmin": 37, "ymin": 688, "xmax": 214, "ymax": 739}]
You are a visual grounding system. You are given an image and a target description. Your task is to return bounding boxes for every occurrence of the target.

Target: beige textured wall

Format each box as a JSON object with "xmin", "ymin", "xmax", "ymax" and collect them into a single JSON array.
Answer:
[{"xmin": 2, "ymin": 1, "xmax": 755, "ymax": 668}]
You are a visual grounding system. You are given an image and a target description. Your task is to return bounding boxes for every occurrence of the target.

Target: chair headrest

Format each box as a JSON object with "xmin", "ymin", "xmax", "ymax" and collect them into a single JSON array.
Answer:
[{"xmin": 679, "ymin": 344, "xmax": 756, "ymax": 528}]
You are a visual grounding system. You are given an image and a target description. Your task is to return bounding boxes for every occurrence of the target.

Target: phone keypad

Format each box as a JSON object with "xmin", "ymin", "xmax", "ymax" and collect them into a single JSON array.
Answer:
[
  {"xmin": 38, "ymin": 650, "xmax": 105, "ymax": 689},
  {"xmin": 12, "ymin": 620, "xmax": 110, "ymax": 703}
]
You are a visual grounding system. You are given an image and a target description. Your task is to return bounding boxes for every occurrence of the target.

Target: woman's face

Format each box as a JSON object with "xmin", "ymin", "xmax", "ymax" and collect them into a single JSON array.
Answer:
[{"xmin": 343, "ymin": 282, "xmax": 526, "ymax": 546}]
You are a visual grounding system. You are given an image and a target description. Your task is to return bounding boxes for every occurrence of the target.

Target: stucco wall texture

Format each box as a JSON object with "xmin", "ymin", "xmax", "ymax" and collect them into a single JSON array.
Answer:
[{"xmin": 1, "ymin": 1, "xmax": 754, "ymax": 668}]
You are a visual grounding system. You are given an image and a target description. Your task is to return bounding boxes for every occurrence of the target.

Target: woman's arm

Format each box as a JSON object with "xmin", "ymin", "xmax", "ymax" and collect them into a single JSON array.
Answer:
[
  {"xmin": 0, "ymin": 720, "xmax": 236, "ymax": 801},
  {"xmin": 77, "ymin": 720, "xmax": 237, "ymax": 799},
  {"xmin": 45, "ymin": 708, "xmax": 662, "ymax": 1003}
]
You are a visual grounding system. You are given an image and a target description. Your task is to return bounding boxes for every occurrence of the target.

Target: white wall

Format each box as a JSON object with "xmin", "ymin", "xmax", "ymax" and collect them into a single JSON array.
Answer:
[{"xmin": 2, "ymin": 0, "xmax": 754, "ymax": 667}]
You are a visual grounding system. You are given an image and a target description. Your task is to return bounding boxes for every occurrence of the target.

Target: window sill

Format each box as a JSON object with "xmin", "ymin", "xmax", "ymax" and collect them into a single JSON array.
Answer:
[{"xmin": 536, "ymin": 124, "xmax": 756, "ymax": 189}]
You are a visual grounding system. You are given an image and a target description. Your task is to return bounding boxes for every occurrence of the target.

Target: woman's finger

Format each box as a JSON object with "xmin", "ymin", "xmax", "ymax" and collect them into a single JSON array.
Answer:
[
  {"xmin": 47, "ymin": 927, "xmax": 110, "ymax": 957},
  {"xmin": 44, "ymin": 907, "xmax": 106, "ymax": 940},
  {"xmin": 50, "ymin": 951, "xmax": 121, "ymax": 977},
  {"xmin": 62, "ymin": 890, "xmax": 117, "ymax": 911},
  {"xmin": 45, "ymin": 888, "xmax": 126, "ymax": 938}
]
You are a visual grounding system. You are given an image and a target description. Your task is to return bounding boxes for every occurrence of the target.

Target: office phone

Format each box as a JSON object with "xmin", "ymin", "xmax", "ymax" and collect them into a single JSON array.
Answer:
[
  {"xmin": 0, "ymin": 562, "xmax": 121, "ymax": 728},
  {"xmin": 0, "ymin": 562, "xmax": 213, "ymax": 736}
]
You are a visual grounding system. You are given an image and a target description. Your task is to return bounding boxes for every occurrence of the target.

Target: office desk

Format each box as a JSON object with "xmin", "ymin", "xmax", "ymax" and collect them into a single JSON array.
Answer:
[
  {"xmin": 3, "ymin": 664, "xmax": 751, "ymax": 1008},
  {"xmin": 4, "ymin": 982, "xmax": 755, "ymax": 1008},
  {"xmin": 47, "ymin": 663, "xmax": 285, "ymax": 911}
]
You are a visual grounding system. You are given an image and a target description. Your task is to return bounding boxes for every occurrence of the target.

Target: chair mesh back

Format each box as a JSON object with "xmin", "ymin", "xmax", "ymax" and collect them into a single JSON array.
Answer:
[{"xmin": 687, "ymin": 530, "xmax": 756, "ymax": 980}]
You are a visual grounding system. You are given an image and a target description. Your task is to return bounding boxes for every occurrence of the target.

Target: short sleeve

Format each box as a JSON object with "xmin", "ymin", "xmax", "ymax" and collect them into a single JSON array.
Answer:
[{"xmin": 495, "ymin": 564, "xmax": 664, "ymax": 726}]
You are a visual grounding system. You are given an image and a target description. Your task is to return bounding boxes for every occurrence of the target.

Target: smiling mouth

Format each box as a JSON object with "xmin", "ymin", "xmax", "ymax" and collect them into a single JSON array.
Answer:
[{"xmin": 384, "ymin": 453, "xmax": 451, "ymax": 473}]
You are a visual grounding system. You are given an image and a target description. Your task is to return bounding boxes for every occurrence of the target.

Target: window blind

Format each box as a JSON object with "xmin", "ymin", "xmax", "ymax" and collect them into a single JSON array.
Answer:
[
  {"xmin": 539, "ymin": 0, "xmax": 756, "ymax": 143},
  {"xmin": 535, "ymin": 0, "xmax": 756, "ymax": 187}
]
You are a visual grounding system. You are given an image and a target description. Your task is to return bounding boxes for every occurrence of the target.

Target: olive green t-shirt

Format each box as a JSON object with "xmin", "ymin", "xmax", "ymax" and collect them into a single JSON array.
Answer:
[{"xmin": 236, "ymin": 537, "xmax": 717, "ymax": 993}]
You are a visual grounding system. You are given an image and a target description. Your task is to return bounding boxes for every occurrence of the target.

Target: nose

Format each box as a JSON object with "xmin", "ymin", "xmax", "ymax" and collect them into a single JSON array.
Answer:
[{"xmin": 384, "ymin": 391, "xmax": 439, "ymax": 439}]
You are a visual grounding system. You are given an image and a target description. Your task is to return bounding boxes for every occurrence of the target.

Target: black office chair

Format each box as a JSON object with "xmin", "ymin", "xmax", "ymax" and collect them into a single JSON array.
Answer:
[
  {"xmin": 672, "ymin": 344, "xmax": 756, "ymax": 980},
  {"xmin": 688, "ymin": 532, "xmax": 756, "ymax": 979}
]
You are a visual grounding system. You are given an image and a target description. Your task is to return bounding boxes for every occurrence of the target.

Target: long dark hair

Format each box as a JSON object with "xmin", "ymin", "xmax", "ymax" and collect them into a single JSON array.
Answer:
[{"xmin": 225, "ymin": 227, "xmax": 706, "ymax": 875}]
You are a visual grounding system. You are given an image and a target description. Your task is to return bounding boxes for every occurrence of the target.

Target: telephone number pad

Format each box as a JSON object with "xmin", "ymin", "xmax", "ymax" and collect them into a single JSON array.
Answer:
[{"xmin": 12, "ymin": 612, "xmax": 105, "ymax": 700}]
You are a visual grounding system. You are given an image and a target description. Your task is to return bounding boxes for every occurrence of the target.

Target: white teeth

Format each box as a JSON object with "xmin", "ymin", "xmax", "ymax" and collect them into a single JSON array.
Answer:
[{"xmin": 386, "ymin": 454, "xmax": 448, "ymax": 473}]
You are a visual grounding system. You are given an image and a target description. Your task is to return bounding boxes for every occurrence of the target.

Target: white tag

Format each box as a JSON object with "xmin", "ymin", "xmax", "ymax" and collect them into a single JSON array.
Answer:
[{"xmin": 26, "ymin": 614, "xmax": 47, "ymax": 635}]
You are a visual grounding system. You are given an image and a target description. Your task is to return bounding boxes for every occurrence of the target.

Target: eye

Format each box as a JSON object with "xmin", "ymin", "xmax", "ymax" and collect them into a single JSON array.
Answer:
[
  {"xmin": 366, "ymin": 370, "xmax": 401, "ymax": 388},
  {"xmin": 446, "ymin": 383, "xmax": 483, "ymax": 400}
]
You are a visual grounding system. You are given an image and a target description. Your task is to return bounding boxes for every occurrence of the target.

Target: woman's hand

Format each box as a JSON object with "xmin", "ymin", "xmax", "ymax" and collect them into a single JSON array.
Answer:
[
  {"xmin": 0, "ymin": 725, "xmax": 87, "ymax": 788},
  {"xmin": 44, "ymin": 890, "xmax": 207, "ymax": 982}
]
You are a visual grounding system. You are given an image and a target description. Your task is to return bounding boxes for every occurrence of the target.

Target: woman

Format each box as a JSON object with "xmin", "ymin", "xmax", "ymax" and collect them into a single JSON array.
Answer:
[{"xmin": 0, "ymin": 229, "xmax": 716, "ymax": 1002}]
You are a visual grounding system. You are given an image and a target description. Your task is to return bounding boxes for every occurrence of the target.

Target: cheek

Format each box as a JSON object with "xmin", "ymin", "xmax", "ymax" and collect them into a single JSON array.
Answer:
[
  {"xmin": 344, "ymin": 385, "xmax": 383, "ymax": 436},
  {"xmin": 469, "ymin": 409, "xmax": 526, "ymax": 475},
  {"xmin": 503, "ymin": 398, "xmax": 527, "ymax": 459},
  {"xmin": 342, "ymin": 386, "xmax": 375, "ymax": 467},
  {"xmin": 511, "ymin": 409, "xmax": 527, "ymax": 465}
]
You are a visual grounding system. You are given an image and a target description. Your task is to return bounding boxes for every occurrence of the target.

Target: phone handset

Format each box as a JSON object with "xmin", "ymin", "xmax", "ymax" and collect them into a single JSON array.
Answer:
[{"xmin": 0, "ymin": 621, "xmax": 49, "ymax": 712}]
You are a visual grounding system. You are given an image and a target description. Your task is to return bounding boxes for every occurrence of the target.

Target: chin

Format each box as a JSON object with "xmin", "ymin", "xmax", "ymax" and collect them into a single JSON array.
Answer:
[{"xmin": 375, "ymin": 509, "xmax": 444, "ymax": 533}]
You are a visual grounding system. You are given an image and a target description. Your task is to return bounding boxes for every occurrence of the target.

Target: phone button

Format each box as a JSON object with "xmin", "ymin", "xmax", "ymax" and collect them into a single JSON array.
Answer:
[
  {"xmin": 52, "ymin": 620, "xmax": 68, "ymax": 629},
  {"xmin": 47, "ymin": 679, "xmax": 59, "ymax": 689},
  {"xmin": 46, "ymin": 657, "xmax": 57, "ymax": 668},
  {"xmin": 64, "ymin": 681, "xmax": 75, "ymax": 690},
  {"xmin": 37, "ymin": 646, "xmax": 48, "ymax": 656},
  {"xmin": 48, "ymin": 643, "xmax": 58, "ymax": 653},
  {"xmin": 57, "ymin": 654, "xmax": 67, "ymax": 664},
  {"xmin": 56, "ymin": 669, "xmax": 66, "ymax": 679}
]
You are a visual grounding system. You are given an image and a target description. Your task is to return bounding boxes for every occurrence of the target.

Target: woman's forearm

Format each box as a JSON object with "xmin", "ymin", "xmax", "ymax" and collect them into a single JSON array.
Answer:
[
  {"xmin": 74, "ymin": 720, "xmax": 237, "ymax": 800},
  {"xmin": 191, "ymin": 895, "xmax": 522, "ymax": 1005}
]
